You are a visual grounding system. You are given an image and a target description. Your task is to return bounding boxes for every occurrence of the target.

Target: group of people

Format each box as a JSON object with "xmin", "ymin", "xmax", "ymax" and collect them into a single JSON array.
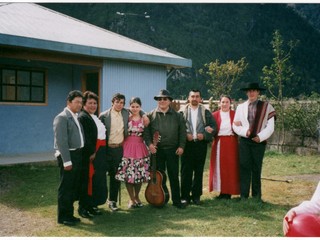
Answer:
[{"xmin": 54, "ymin": 82, "xmax": 318, "ymax": 236}]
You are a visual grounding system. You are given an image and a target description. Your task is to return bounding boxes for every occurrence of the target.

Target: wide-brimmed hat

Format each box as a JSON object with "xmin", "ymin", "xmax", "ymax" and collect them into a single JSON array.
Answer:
[
  {"xmin": 154, "ymin": 89, "xmax": 173, "ymax": 101},
  {"xmin": 240, "ymin": 82, "xmax": 266, "ymax": 91}
]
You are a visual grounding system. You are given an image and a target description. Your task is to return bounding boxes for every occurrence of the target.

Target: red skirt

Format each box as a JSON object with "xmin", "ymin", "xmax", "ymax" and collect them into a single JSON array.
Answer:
[{"xmin": 209, "ymin": 135, "xmax": 240, "ymax": 195}]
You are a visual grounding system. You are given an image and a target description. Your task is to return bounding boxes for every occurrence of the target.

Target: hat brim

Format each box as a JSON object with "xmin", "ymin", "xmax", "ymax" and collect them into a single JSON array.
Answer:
[
  {"xmin": 154, "ymin": 96, "xmax": 173, "ymax": 101},
  {"xmin": 240, "ymin": 87, "xmax": 266, "ymax": 91}
]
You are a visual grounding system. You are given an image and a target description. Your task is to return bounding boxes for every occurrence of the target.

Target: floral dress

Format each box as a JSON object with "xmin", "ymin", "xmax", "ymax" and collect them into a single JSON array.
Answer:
[{"xmin": 115, "ymin": 118, "xmax": 150, "ymax": 184}]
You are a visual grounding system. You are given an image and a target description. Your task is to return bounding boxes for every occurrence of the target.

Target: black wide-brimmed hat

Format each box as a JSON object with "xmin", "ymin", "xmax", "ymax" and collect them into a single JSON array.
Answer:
[
  {"xmin": 240, "ymin": 82, "xmax": 266, "ymax": 91},
  {"xmin": 154, "ymin": 89, "xmax": 173, "ymax": 101}
]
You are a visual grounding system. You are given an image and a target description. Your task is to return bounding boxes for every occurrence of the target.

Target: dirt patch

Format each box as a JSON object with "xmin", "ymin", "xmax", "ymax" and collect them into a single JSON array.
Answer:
[
  {"xmin": 0, "ymin": 204, "xmax": 55, "ymax": 236},
  {"xmin": 0, "ymin": 169, "xmax": 55, "ymax": 236},
  {"xmin": 289, "ymin": 174, "xmax": 320, "ymax": 183}
]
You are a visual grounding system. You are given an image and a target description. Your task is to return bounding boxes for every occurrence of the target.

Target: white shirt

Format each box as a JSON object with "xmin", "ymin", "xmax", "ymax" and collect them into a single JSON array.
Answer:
[
  {"xmin": 233, "ymin": 100, "xmax": 274, "ymax": 142},
  {"xmin": 190, "ymin": 107, "xmax": 199, "ymax": 139}
]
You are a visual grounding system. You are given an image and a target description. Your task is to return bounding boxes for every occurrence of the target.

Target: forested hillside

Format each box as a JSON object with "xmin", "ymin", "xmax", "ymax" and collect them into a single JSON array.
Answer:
[
  {"xmin": 41, "ymin": 3, "xmax": 320, "ymax": 99},
  {"xmin": 292, "ymin": 4, "xmax": 320, "ymax": 32}
]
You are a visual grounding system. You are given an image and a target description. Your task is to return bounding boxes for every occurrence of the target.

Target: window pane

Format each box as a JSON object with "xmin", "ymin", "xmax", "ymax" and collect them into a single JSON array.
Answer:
[
  {"xmin": 17, "ymin": 86, "xmax": 30, "ymax": 101},
  {"xmin": 2, "ymin": 85, "xmax": 16, "ymax": 100},
  {"xmin": 31, "ymin": 87, "xmax": 44, "ymax": 102},
  {"xmin": 32, "ymin": 72, "xmax": 44, "ymax": 86},
  {"xmin": 2, "ymin": 70, "xmax": 15, "ymax": 84},
  {"xmin": 17, "ymin": 71, "xmax": 30, "ymax": 85}
]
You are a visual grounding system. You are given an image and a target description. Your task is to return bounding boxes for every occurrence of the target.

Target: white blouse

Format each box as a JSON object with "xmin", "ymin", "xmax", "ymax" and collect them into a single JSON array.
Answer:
[
  {"xmin": 91, "ymin": 114, "xmax": 106, "ymax": 140},
  {"xmin": 218, "ymin": 110, "xmax": 233, "ymax": 136}
]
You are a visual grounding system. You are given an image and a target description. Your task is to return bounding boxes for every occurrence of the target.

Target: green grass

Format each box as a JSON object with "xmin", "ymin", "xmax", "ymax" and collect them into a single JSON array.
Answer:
[{"xmin": 1, "ymin": 151, "xmax": 319, "ymax": 237}]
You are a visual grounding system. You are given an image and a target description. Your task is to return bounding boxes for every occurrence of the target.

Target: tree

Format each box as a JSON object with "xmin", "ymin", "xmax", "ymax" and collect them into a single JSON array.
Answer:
[
  {"xmin": 199, "ymin": 58, "xmax": 248, "ymax": 100},
  {"xmin": 260, "ymin": 29, "xmax": 299, "ymax": 151}
]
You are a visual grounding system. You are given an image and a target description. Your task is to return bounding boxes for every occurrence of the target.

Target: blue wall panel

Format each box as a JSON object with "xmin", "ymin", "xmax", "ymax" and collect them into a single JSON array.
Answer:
[
  {"xmin": 0, "ymin": 58, "xmax": 168, "ymax": 156},
  {"xmin": 0, "ymin": 58, "xmax": 85, "ymax": 155},
  {"xmin": 101, "ymin": 60, "xmax": 166, "ymax": 112}
]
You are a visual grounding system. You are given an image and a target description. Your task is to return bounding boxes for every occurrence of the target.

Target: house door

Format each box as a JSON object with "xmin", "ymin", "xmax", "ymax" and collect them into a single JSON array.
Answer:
[{"xmin": 82, "ymin": 70, "xmax": 100, "ymax": 115}]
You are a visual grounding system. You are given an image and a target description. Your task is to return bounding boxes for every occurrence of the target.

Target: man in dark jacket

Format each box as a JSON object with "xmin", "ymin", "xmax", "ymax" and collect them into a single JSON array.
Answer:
[
  {"xmin": 181, "ymin": 89, "xmax": 217, "ymax": 205},
  {"xmin": 53, "ymin": 90, "xmax": 84, "ymax": 226},
  {"xmin": 145, "ymin": 89, "xmax": 187, "ymax": 209}
]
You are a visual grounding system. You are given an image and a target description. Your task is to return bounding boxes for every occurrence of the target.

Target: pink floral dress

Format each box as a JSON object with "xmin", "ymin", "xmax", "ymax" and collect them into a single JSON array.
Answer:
[{"xmin": 115, "ymin": 118, "xmax": 150, "ymax": 184}]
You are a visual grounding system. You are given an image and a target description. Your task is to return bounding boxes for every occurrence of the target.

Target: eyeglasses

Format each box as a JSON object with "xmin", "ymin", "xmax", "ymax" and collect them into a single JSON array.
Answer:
[{"xmin": 157, "ymin": 97, "xmax": 168, "ymax": 101}]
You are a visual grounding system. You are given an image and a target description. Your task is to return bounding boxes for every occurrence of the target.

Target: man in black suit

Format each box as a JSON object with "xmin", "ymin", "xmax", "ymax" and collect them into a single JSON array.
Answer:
[{"xmin": 53, "ymin": 90, "xmax": 84, "ymax": 226}]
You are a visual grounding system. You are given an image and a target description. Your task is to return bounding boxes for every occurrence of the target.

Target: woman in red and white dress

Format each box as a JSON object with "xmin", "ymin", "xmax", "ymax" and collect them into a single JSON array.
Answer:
[{"xmin": 209, "ymin": 95, "xmax": 240, "ymax": 199}]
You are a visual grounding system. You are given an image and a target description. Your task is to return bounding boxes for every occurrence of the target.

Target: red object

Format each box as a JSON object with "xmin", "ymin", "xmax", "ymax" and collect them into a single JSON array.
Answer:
[
  {"xmin": 87, "ymin": 139, "xmax": 106, "ymax": 196},
  {"xmin": 209, "ymin": 110, "xmax": 240, "ymax": 194},
  {"xmin": 286, "ymin": 214, "xmax": 320, "ymax": 237}
]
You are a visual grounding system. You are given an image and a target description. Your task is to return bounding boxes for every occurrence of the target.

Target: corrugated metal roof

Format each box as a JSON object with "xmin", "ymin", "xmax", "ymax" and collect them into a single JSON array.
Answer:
[{"xmin": 0, "ymin": 3, "xmax": 191, "ymax": 68}]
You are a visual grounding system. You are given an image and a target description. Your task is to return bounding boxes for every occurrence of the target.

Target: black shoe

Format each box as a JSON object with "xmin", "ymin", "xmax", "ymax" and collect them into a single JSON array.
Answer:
[
  {"xmin": 108, "ymin": 201, "xmax": 119, "ymax": 211},
  {"xmin": 240, "ymin": 196, "xmax": 248, "ymax": 201},
  {"xmin": 216, "ymin": 194, "xmax": 231, "ymax": 200},
  {"xmin": 71, "ymin": 216, "xmax": 81, "ymax": 222},
  {"xmin": 192, "ymin": 198, "xmax": 201, "ymax": 205},
  {"xmin": 135, "ymin": 201, "xmax": 144, "ymax": 208},
  {"xmin": 78, "ymin": 208, "xmax": 93, "ymax": 218},
  {"xmin": 173, "ymin": 202, "xmax": 186, "ymax": 209},
  {"xmin": 87, "ymin": 207, "xmax": 102, "ymax": 215},
  {"xmin": 181, "ymin": 199, "xmax": 190, "ymax": 205},
  {"xmin": 58, "ymin": 218, "xmax": 78, "ymax": 226}
]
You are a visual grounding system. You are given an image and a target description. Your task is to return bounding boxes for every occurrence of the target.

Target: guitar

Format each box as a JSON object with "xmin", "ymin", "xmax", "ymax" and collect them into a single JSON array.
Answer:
[{"xmin": 145, "ymin": 131, "xmax": 170, "ymax": 207}]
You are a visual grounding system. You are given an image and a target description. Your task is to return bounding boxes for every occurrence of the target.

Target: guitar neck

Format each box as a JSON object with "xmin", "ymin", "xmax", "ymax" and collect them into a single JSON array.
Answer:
[{"xmin": 151, "ymin": 153, "xmax": 157, "ymax": 183}]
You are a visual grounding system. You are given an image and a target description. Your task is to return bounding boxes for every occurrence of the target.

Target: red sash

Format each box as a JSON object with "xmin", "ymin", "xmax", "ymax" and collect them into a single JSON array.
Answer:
[{"xmin": 88, "ymin": 139, "xmax": 106, "ymax": 196}]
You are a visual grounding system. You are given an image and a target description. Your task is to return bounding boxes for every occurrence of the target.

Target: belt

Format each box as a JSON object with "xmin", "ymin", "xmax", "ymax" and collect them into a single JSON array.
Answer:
[
  {"xmin": 108, "ymin": 143, "xmax": 123, "ymax": 148},
  {"xmin": 70, "ymin": 148, "xmax": 82, "ymax": 152}
]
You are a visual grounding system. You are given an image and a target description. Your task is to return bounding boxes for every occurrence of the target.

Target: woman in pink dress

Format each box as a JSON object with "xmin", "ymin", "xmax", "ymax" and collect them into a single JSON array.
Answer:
[
  {"xmin": 209, "ymin": 95, "xmax": 240, "ymax": 199},
  {"xmin": 115, "ymin": 97, "xmax": 150, "ymax": 208}
]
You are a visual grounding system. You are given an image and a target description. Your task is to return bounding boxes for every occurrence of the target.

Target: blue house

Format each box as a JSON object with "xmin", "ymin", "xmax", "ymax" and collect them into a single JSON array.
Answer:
[{"xmin": 0, "ymin": 3, "xmax": 191, "ymax": 162}]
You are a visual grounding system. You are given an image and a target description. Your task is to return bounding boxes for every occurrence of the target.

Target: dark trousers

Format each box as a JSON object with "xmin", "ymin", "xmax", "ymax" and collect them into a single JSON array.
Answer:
[
  {"xmin": 157, "ymin": 147, "xmax": 181, "ymax": 205},
  {"xmin": 57, "ymin": 149, "xmax": 82, "ymax": 222},
  {"xmin": 106, "ymin": 146, "xmax": 123, "ymax": 203},
  {"xmin": 181, "ymin": 140, "xmax": 208, "ymax": 201},
  {"xmin": 79, "ymin": 154, "xmax": 91, "ymax": 210},
  {"xmin": 92, "ymin": 146, "xmax": 108, "ymax": 206},
  {"xmin": 239, "ymin": 138, "xmax": 266, "ymax": 199}
]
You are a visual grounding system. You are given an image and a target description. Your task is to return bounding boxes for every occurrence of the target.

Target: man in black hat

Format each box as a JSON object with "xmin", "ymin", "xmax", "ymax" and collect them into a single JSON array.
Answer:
[
  {"xmin": 145, "ymin": 89, "xmax": 187, "ymax": 209},
  {"xmin": 233, "ymin": 82, "xmax": 276, "ymax": 201}
]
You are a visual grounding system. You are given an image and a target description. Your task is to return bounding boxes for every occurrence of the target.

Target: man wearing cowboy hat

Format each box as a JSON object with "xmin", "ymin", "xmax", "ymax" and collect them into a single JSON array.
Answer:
[
  {"xmin": 233, "ymin": 82, "xmax": 276, "ymax": 201},
  {"xmin": 145, "ymin": 89, "xmax": 187, "ymax": 209}
]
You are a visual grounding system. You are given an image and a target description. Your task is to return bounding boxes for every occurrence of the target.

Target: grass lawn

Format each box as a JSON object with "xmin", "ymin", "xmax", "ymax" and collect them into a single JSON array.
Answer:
[{"xmin": 0, "ymin": 150, "xmax": 319, "ymax": 237}]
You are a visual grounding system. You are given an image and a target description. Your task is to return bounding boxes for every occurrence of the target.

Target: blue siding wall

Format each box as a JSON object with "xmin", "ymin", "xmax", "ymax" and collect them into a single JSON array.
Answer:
[
  {"xmin": 0, "ymin": 58, "xmax": 168, "ymax": 156},
  {"xmin": 101, "ymin": 60, "xmax": 166, "ymax": 112},
  {"xmin": 0, "ymin": 58, "xmax": 87, "ymax": 155}
]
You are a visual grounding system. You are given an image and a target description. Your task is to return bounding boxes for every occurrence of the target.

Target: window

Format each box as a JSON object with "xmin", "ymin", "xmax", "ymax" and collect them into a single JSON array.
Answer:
[{"xmin": 0, "ymin": 67, "xmax": 46, "ymax": 104}]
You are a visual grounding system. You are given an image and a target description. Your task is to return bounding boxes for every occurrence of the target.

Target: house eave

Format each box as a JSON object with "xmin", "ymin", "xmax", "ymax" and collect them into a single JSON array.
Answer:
[{"xmin": 0, "ymin": 34, "xmax": 192, "ymax": 69}]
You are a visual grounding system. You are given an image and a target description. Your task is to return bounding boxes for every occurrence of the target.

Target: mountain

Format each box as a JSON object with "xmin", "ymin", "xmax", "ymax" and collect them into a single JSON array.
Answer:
[
  {"xmin": 291, "ymin": 4, "xmax": 320, "ymax": 32},
  {"xmin": 41, "ymin": 3, "xmax": 320, "ymax": 99}
]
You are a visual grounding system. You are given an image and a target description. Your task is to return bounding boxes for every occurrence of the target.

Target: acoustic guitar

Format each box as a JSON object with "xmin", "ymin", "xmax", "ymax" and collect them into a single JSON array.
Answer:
[{"xmin": 145, "ymin": 131, "xmax": 170, "ymax": 207}]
